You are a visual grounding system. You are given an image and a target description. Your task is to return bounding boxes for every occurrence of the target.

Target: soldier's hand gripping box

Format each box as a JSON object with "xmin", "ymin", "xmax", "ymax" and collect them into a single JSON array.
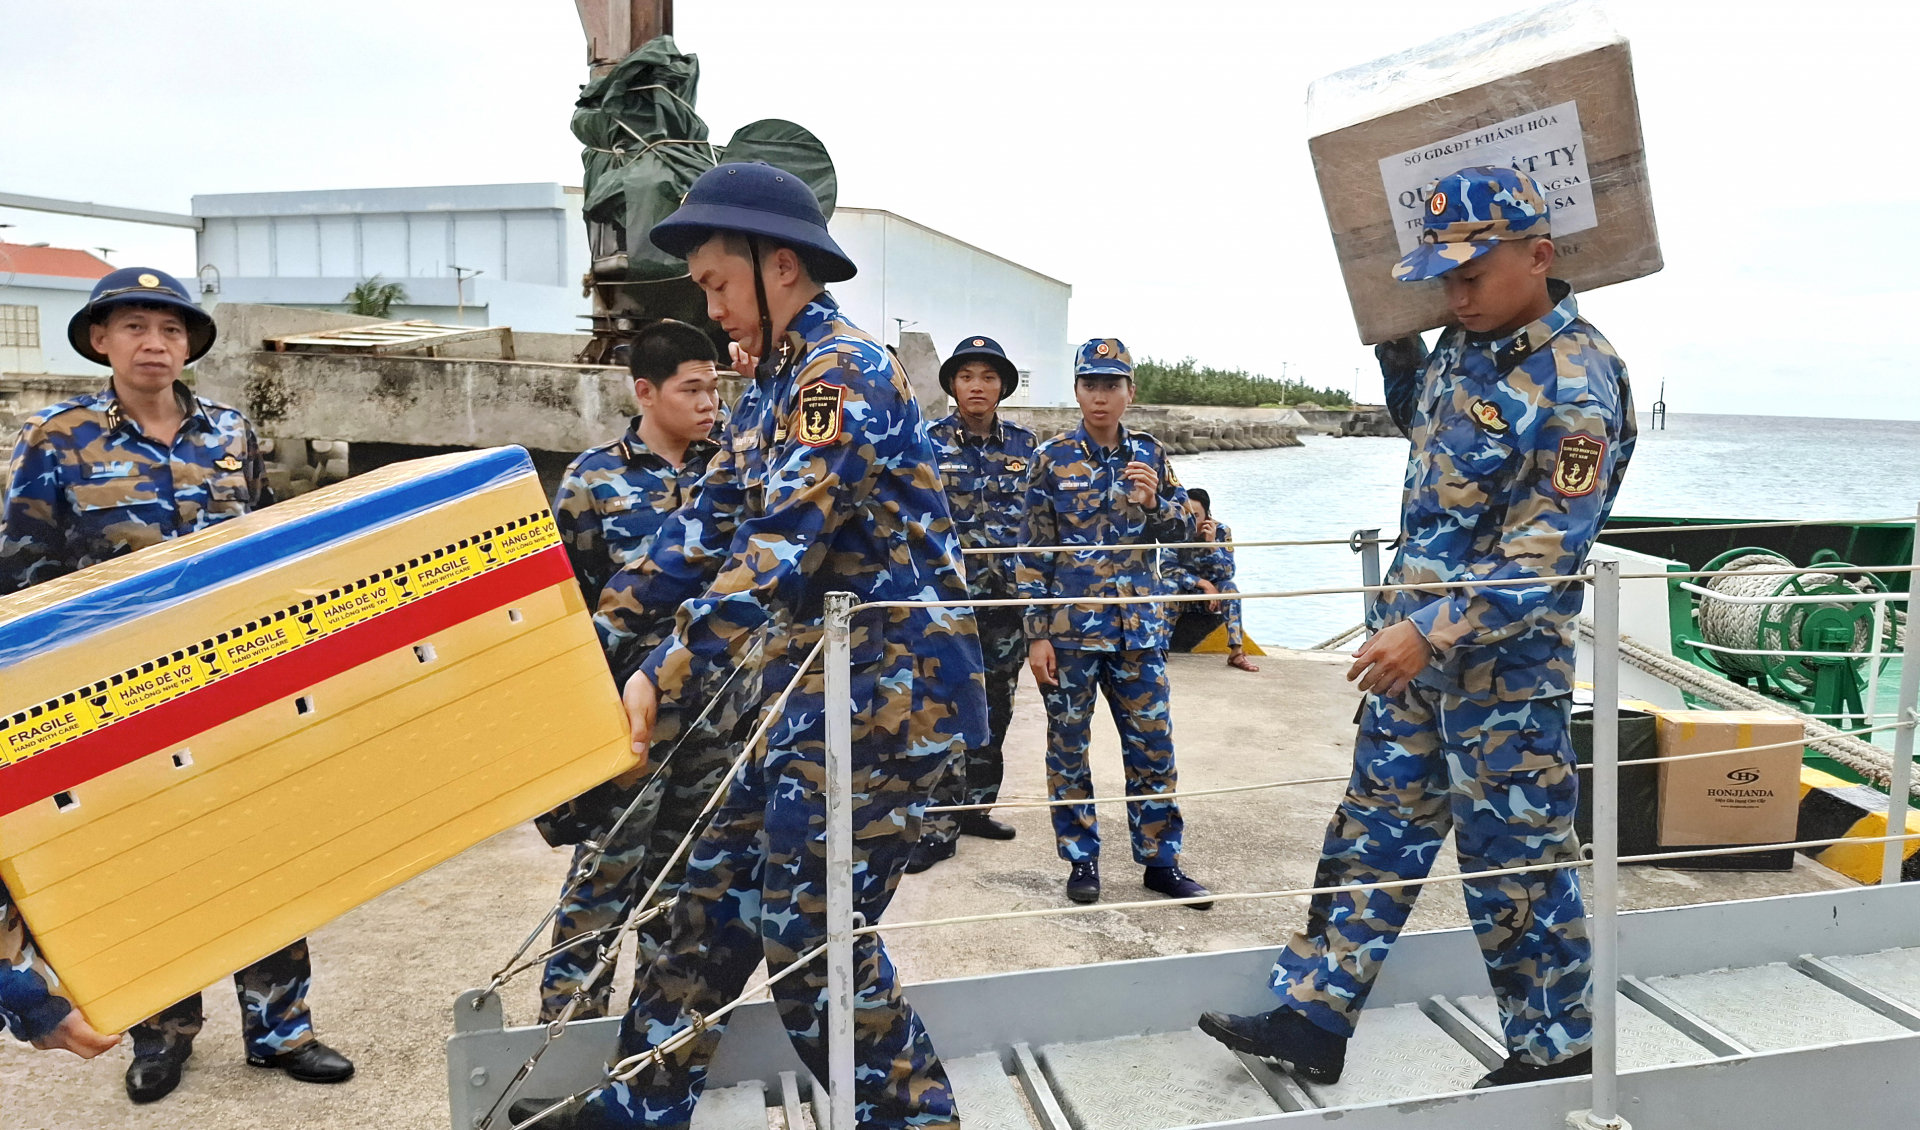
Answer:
[
  {"xmin": 0, "ymin": 447, "xmax": 635, "ymax": 1033},
  {"xmin": 1654, "ymin": 710, "xmax": 1804, "ymax": 849},
  {"xmin": 1306, "ymin": 0, "xmax": 1661, "ymax": 344}
]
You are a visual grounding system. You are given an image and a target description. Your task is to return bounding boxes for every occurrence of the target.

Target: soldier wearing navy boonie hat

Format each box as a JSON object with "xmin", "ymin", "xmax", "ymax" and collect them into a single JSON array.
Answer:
[
  {"xmin": 4, "ymin": 267, "xmax": 357, "ymax": 1101},
  {"xmin": 937, "ymin": 334, "xmax": 1018, "ymax": 401},
  {"xmin": 516, "ymin": 159, "xmax": 987, "ymax": 1130},
  {"xmin": 1201, "ymin": 162, "xmax": 1635, "ymax": 1091}
]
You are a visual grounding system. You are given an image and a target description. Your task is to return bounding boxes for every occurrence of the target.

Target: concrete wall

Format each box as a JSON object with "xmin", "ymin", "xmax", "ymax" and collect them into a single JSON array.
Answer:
[
  {"xmin": 0, "ymin": 275, "xmax": 101, "ymax": 375},
  {"xmin": 827, "ymin": 208, "xmax": 1071, "ymax": 408},
  {"xmin": 195, "ymin": 184, "xmax": 591, "ymax": 334}
]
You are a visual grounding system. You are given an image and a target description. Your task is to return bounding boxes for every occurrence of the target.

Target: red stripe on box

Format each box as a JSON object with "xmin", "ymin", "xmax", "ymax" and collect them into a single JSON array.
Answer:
[{"xmin": 0, "ymin": 546, "xmax": 575, "ymax": 818}]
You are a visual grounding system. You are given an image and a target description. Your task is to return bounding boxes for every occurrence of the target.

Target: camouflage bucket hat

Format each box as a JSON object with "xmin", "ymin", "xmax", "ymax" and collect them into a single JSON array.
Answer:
[
  {"xmin": 1393, "ymin": 165, "xmax": 1551, "ymax": 283},
  {"xmin": 1073, "ymin": 338, "xmax": 1132, "ymax": 379}
]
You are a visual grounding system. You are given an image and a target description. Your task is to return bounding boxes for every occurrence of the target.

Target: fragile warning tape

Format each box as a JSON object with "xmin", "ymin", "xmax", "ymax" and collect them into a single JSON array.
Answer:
[{"xmin": 0, "ymin": 511, "xmax": 563, "ymax": 769}]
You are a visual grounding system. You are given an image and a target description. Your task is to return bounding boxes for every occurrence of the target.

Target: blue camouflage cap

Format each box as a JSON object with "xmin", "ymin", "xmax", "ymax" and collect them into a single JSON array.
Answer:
[
  {"xmin": 67, "ymin": 267, "xmax": 216, "ymax": 366},
  {"xmin": 1393, "ymin": 165, "xmax": 1552, "ymax": 283},
  {"xmin": 1074, "ymin": 338, "xmax": 1133, "ymax": 380}
]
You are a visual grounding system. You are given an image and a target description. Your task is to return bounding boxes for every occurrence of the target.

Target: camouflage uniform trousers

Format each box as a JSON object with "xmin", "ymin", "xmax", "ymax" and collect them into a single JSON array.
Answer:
[
  {"xmin": 1216, "ymin": 580, "xmax": 1245, "ymax": 650},
  {"xmin": 922, "ymin": 605, "xmax": 1025, "ymax": 847},
  {"xmin": 132, "ymin": 939, "xmax": 315, "ymax": 1061},
  {"xmin": 584, "ymin": 740, "xmax": 957, "ymax": 1129},
  {"xmin": 1042, "ymin": 647, "xmax": 1183, "ymax": 865},
  {"xmin": 1270, "ymin": 687, "xmax": 1592, "ymax": 1065},
  {"xmin": 540, "ymin": 734, "xmax": 739, "ymax": 1023}
]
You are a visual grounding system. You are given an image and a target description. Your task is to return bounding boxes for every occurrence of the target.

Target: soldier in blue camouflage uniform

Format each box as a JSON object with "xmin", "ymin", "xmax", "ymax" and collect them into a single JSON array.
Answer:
[
  {"xmin": 0, "ymin": 268, "xmax": 356, "ymax": 1103},
  {"xmin": 1162, "ymin": 488, "xmax": 1257, "ymax": 670},
  {"xmin": 908, "ymin": 334, "xmax": 1035, "ymax": 874},
  {"xmin": 536, "ymin": 319, "xmax": 734, "ymax": 1023},
  {"xmin": 1017, "ymin": 339, "xmax": 1212, "ymax": 908},
  {"xmin": 1201, "ymin": 167, "xmax": 1635, "ymax": 1090},
  {"xmin": 513, "ymin": 162, "xmax": 986, "ymax": 1130},
  {"xmin": 2, "ymin": 879, "xmax": 120, "ymax": 1058}
]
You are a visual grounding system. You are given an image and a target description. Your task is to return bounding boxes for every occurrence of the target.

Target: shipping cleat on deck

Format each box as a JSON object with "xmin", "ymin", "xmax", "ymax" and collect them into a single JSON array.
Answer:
[
  {"xmin": 1145, "ymin": 864, "xmax": 1214, "ymax": 909},
  {"xmin": 1198, "ymin": 1005, "xmax": 1346, "ymax": 1084},
  {"xmin": 1473, "ymin": 1049, "xmax": 1591, "ymax": 1089},
  {"xmin": 960, "ymin": 813, "xmax": 1018, "ymax": 840},
  {"xmin": 1067, "ymin": 859, "xmax": 1101, "ymax": 903}
]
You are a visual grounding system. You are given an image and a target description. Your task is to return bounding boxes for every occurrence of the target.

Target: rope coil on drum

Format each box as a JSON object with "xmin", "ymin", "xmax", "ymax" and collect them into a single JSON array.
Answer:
[{"xmin": 1695, "ymin": 550, "xmax": 1882, "ymax": 683}]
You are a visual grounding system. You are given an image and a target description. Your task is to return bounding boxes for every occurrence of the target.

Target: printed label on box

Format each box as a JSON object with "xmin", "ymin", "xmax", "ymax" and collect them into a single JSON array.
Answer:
[{"xmin": 1377, "ymin": 100, "xmax": 1598, "ymax": 255}]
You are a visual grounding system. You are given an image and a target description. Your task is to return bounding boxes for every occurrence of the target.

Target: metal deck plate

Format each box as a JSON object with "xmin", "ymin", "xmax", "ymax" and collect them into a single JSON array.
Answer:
[
  {"xmin": 691, "ymin": 1080, "xmax": 769, "ymax": 1130},
  {"xmin": 1649, "ymin": 962, "xmax": 1910, "ymax": 1052},
  {"xmin": 1828, "ymin": 947, "xmax": 1920, "ymax": 1007},
  {"xmin": 1298, "ymin": 1002, "xmax": 1485, "ymax": 1108},
  {"xmin": 1456, "ymin": 993, "xmax": 1712, "ymax": 1071},
  {"xmin": 944, "ymin": 1052, "xmax": 1033, "ymax": 1130},
  {"xmin": 1038, "ymin": 1028, "xmax": 1281, "ymax": 1129}
]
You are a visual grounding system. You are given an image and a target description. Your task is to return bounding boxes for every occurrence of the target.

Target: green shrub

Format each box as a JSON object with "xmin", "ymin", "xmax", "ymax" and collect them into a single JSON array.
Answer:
[{"xmin": 1133, "ymin": 356, "xmax": 1352, "ymax": 408}]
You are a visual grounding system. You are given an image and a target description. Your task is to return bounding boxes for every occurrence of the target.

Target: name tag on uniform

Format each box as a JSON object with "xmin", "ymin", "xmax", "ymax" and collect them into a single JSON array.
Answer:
[
  {"xmin": 88, "ymin": 461, "xmax": 137, "ymax": 479},
  {"xmin": 939, "ymin": 462, "xmax": 970, "ymax": 473},
  {"xmin": 732, "ymin": 433, "xmax": 762, "ymax": 453},
  {"xmin": 1055, "ymin": 477, "xmax": 1090, "ymax": 490}
]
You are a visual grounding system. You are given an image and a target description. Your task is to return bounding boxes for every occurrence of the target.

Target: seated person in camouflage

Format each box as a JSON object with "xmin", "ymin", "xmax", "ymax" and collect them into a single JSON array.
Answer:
[
  {"xmin": 1200, "ymin": 166, "xmax": 1635, "ymax": 1090},
  {"xmin": 908, "ymin": 334, "xmax": 1036, "ymax": 874},
  {"xmin": 0, "ymin": 268, "xmax": 355, "ymax": 1102},
  {"xmin": 536, "ymin": 319, "xmax": 730, "ymax": 1023},
  {"xmin": 1018, "ymin": 338, "xmax": 1212, "ymax": 909},
  {"xmin": 2, "ymin": 879, "xmax": 119, "ymax": 1059},
  {"xmin": 1162, "ymin": 488, "xmax": 1258, "ymax": 672}
]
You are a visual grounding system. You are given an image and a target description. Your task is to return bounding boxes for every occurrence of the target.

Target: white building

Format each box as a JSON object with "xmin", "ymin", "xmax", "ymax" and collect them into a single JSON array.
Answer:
[
  {"xmin": 826, "ymin": 208, "xmax": 1071, "ymax": 407},
  {"xmin": 0, "ymin": 243, "xmax": 114, "ymax": 376},
  {"xmin": 192, "ymin": 184, "xmax": 591, "ymax": 333}
]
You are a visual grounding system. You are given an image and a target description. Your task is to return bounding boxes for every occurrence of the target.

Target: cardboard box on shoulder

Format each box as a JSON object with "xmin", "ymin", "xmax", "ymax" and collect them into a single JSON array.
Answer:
[
  {"xmin": 1654, "ymin": 710, "xmax": 1803, "ymax": 849},
  {"xmin": 0, "ymin": 446, "xmax": 635, "ymax": 1033},
  {"xmin": 1306, "ymin": 0, "xmax": 1661, "ymax": 344}
]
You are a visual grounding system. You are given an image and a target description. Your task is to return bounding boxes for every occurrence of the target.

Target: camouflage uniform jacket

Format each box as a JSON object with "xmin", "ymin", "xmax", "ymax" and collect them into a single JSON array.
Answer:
[
  {"xmin": 1017, "ymin": 423, "xmax": 1194, "ymax": 651},
  {"xmin": 1161, "ymin": 520, "xmax": 1234, "ymax": 593},
  {"xmin": 1376, "ymin": 281, "xmax": 1636, "ymax": 702},
  {"xmin": 0, "ymin": 380, "xmax": 270, "ymax": 594},
  {"xmin": 597, "ymin": 293, "xmax": 988, "ymax": 752},
  {"xmin": 927, "ymin": 412, "xmax": 1037, "ymax": 602},
  {"xmin": 553, "ymin": 416, "xmax": 720, "ymax": 611},
  {"xmin": 1, "ymin": 880, "xmax": 70, "ymax": 1043}
]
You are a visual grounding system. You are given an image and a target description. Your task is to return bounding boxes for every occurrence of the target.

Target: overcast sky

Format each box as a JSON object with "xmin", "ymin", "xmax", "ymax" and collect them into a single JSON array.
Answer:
[{"xmin": 3, "ymin": 1, "xmax": 1914, "ymax": 416}]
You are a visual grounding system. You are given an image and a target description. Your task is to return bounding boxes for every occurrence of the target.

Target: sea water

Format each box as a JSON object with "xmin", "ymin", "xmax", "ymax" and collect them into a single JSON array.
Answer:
[{"xmin": 1168, "ymin": 413, "xmax": 1920, "ymax": 650}]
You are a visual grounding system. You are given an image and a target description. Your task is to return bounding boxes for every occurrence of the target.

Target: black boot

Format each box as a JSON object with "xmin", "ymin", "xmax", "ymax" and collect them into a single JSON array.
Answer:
[
  {"xmin": 1066, "ymin": 859, "xmax": 1101, "ymax": 903},
  {"xmin": 1143, "ymin": 864, "xmax": 1213, "ymax": 910},
  {"xmin": 905, "ymin": 838, "xmax": 958, "ymax": 874},
  {"xmin": 246, "ymin": 1040, "xmax": 356, "ymax": 1083},
  {"xmin": 1198, "ymin": 1006, "xmax": 1346, "ymax": 1085},
  {"xmin": 1474, "ymin": 1050, "xmax": 1591, "ymax": 1089},
  {"xmin": 126, "ymin": 1043, "xmax": 192, "ymax": 1104},
  {"xmin": 959, "ymin": 813, "xmax": 1017, "ymax": 840}
]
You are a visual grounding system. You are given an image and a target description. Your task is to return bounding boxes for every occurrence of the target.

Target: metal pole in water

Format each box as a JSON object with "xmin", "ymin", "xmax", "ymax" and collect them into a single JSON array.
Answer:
[
  {"xmin": 1353, "ymin": 528, "xmax": 1382, "ymax": 638},
  {"xmin": 823, "ymin": 592, "xmax": 857, "ymax": 1130},
  {"xmin": 1572, "ymin": 559, "xmax": 1628, "ymax": 1129},
  {"xmin": 1880, "ymin": 502, "xmax": 1920, "ymax": 886}
]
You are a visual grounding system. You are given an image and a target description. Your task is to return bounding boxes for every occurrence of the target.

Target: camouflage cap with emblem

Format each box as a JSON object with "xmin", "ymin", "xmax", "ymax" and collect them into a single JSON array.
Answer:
[
  {"xmin": 1073, "ymin": 337, "xmax": 1133, "ymax": 381},
  {"xmin": 939, "ymin": 334, "xmax": 1020, "ymax": 401},
  {"xmin": 68, "ymin": 266, "xmax": 217, "ymax": 365},
  {"xmin": 1392, "ymin": 166, "xmax": 1551, "ymax": 283}
]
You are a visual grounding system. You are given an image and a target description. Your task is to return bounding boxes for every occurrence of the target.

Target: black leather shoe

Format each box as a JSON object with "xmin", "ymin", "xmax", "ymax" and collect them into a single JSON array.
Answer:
[
  {"xmin": 959, "ymin": 813, "xmax": 1017, "ymax": 840},
  {"xmin": 1474, "ymin": 1050, "xmax": 1591, "ymax": 1089},
  {"xmin": 1144, "ymin": 864, "xmax": 1214, "ymax": 910},
  {"xmin": 126, "ymin": 1045, "xmax": 190, "ymax": 1104},
  {"xmin": 905, "ymin": 838, "xmax": 958, "ymax": 874},
  {"xmin": 1066, "ymin": 859, "xmax": 1101, "ymax": 903},
  {"xmin": 508, "ymin": 1094, "xmax": 621, "ymax": 1129},
  {"xmin": 1198, "ymin": 1006, "xmax": 1346, "ymax": 1085},
  {"xmin": 247, "ymin": 1040, "xmax": 355, "ymax": 1083}
]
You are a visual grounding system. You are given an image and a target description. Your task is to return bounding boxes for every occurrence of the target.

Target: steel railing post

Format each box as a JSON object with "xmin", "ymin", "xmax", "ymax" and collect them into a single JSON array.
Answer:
[
  {"xmin": 823, "ymin": 592, "xmax": 857, "ymax": 1130},
  {"xmin": 1571, "ymin": 559, "xmax": 1628, "ymax": 1129},
  {"xmin": 1881, "ymin": 503, "xmax": 1920, "ymax": 885},
  {"xmin": 1353, "ymin": 528, "xmax": 1382, "ymax": 637}
]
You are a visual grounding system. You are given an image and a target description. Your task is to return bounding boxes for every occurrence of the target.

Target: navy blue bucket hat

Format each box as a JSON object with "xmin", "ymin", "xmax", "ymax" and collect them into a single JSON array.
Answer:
[
  {"xmin": 939, "ymin": 335, "xmax": 1019, "ymax": 400},
  {"xmin": 68, "ymin": 267, "xmax": 216, "ymax": 366},
  {"xmin": 649, "ymin": 161, "xmax": 856, "ymax": 283}
]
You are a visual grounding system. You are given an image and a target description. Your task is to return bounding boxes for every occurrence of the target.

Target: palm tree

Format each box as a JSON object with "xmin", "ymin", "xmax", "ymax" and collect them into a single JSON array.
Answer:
[{"xmin": 344, "ymin": 276, "xmax": 408, "ymax": 319}]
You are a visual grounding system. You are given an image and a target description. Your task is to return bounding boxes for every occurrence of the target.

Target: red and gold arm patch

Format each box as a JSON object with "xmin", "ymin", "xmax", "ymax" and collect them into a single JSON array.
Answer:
[
  {"xmin": 1551, "ymin": 434, "xmax": 1606, "ymax": 497},
  {"xmin": 795, "ymin": 382, "xmax": 846, "ymax": 447}
]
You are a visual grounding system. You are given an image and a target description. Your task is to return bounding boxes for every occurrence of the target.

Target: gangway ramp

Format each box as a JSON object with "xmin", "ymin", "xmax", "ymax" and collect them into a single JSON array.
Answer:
[{"xmin": 449, "ymin": 882, "xmax": 1920, "ymax": 1129}]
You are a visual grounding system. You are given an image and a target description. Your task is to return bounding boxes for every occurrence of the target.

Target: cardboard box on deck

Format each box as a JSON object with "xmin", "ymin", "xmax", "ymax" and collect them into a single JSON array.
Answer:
[
  {"xmin": 1306, "ymin": 0, "xmax": 1662, "ymax": 344},
  {"xmin": 1655, "ymin": 711, "xmax": 1804, "ymax": 848},
  {"xmin": 0, "ymin": 447, "xmax": 634, "ymax": 1033}
]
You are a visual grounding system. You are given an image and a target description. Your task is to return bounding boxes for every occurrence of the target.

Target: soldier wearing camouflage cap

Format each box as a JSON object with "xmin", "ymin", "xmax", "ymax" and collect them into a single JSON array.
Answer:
[
  {"xmin": 0, "ymin": 268, "xmax": 355, "ymax": 1102},
  {"xmin": 1201, "ymin": 165, "xmax": 1635, "ymax": 1090},
  {"xmin": 1017, "ymin": 338, "xmax": 1213, "ymax": 908}
]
